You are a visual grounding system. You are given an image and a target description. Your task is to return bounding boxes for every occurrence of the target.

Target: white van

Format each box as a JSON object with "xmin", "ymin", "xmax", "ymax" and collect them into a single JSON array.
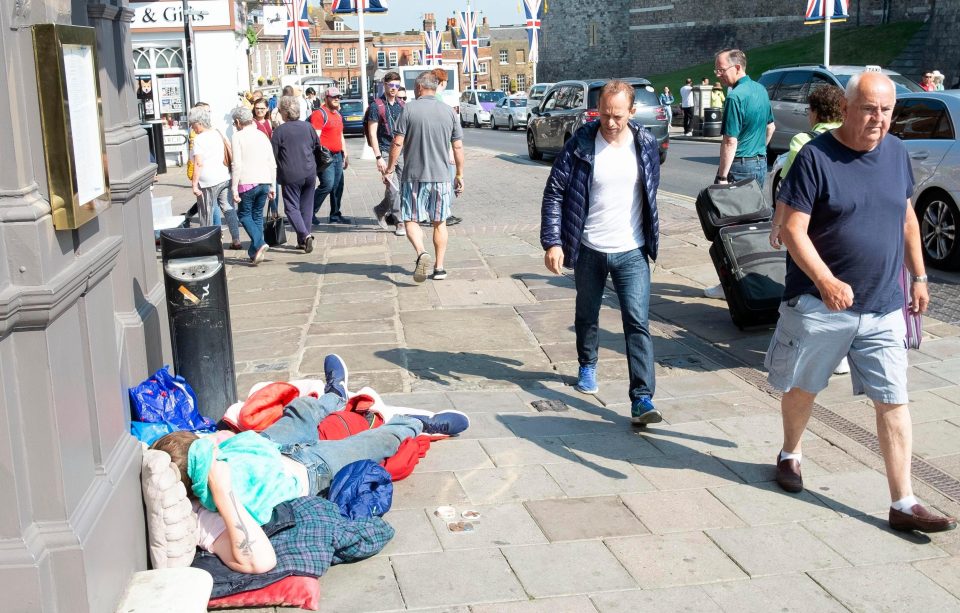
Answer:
[
  {"xmin": 459, "ymin": 89, "xmax": 507, "ymax": 127},
  {"xmin": 374, "ymin": 65, "xmax": 462, "ymax": 118}
]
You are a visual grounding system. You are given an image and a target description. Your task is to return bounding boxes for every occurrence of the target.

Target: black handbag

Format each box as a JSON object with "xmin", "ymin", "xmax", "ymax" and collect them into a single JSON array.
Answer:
[
  {"xmin": 316, "ymin": 145, "xmax": 334, "ymax": 170},
  {"xmin": 263, "ymin": 212, "xmax": 287, "ymax": 247}
]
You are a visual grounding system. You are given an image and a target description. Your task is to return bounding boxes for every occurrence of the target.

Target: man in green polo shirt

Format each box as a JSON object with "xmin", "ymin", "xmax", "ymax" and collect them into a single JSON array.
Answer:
[{"xmin": 704, "ymin": 48, "xmax": 775, "ymax": 299}]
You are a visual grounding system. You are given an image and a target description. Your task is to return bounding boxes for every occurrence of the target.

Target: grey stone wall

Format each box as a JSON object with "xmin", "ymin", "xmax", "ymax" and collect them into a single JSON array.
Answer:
[
  {"xmin": 0, "ymin": 0, "xmax": 167, "ymax": 611},
  {"xmin": 539, "ymin": 0, "xmax": 933, "ymax": 82},
  {"xmin": 921, "ymin": 1, "xmax": 960, "ymax": 89}
]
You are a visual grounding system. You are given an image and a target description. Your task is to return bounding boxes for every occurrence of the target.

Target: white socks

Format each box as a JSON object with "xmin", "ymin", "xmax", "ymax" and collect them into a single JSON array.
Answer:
[
  {"xmin": 892, "ymin": 495, "xmax": 919, "ymax": 512},
  {"xmin": 778, "ymin": 450, "xmax": 802, "ymax": 463}
]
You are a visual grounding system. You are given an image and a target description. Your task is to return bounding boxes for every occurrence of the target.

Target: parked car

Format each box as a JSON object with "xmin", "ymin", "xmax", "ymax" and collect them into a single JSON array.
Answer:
[
  {"xmin": 528, "ymin": 82, "xmax": 553, "ymax": 103},
  {"xmin": 758, "ymin": 64, "xmax": 922, "ymax": 154},
  {"xmin": 339, "ymin": 99, "xmax": 365, "ymax": 135},
  {"xmin": 526, "ymin": 78, "xmax": 670, "ymax": 163},
  {"xmin": 491, "ymin": 97, "xmax": 528, "ymax": 130},
  {"xmin": 460, "ymin": 89, "xmax": 507, "ymax": 127}
]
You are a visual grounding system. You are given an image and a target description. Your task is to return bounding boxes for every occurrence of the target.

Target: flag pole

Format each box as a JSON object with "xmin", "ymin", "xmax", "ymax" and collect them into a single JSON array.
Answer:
[
  {"xmin": 824, "ymin": 14, "xmax": 831, "ymax": 69},
  {"xmin": 358, "ymin": 1, "xmax": 375, "ymax": 160}
]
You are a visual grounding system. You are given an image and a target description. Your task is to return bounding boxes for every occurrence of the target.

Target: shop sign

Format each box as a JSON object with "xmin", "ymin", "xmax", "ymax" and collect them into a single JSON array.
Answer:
[
  {"xmin": 157, "ymin": 77, "xmax": 183, "ymax": 113},
  {"xmin": 131, "ymin": 0, "xmax": 233, "ymax": 31}
]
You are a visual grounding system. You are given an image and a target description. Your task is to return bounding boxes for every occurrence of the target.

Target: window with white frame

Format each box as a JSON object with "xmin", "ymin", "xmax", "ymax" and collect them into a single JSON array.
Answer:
[
  {"xmin": 442, "ymin": 41, "xmax": 451, "ymax": 50},
  {"xmin": 377, "ymin": 51, "xmax": 386, "ymax": 68},
  {"xmin": 388, "ymin": 51, "xmax": 398, "ymax": 67},
  {"xmin": 276, "ymin": 50, "xmax": 282, "ymax": 76},
  {"xmin": 349, "ymin": 48, "xmax": 357, "ymax": 65},
  {"xmin": 364, "ymin": 47, "xmax": 369, "ymax": 64},
  {"xmin": 478, "ymin": 61, "xmax": 488, "ymax": 75},
  {"xmin": 517, "ymin": 73, "xmax": 526, "ymax": 91},
  {"xmin": 324, "ymin": 48, "xmax": 333, "ymax": 66},
  {"xmin": 264, "ymin": 49, "xmax": 271, "ymax": 76},
  {"xmin": 337, "ymin": 48, "xmax": 345, "ymax": 66},
  {"xmin": 350, "ymin": 76, "xmax": 359, "ymax": 92},
  {"xmin": 499, "ymin": 49, "xmax": 508, "ymax": 64},
  {"xmin": 309, "ymin": 49, "xmax": 319, "ymax": 74},
  {"xmin": 500, "ymin": 75, "xmax": 510, "ymax": 90},
  {"xmin": 338, "ymin": 77, "xmax": 347, "ymax": 90},
  {"xmin": 334, "ymin": 20, "xmax": 344, "ymax": 31}
]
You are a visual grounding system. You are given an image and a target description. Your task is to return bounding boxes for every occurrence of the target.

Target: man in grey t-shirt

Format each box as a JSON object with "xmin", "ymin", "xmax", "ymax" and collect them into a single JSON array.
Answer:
[{"xmin": 384, "ymin": 71, "xmax": 465, "ymax": 283}]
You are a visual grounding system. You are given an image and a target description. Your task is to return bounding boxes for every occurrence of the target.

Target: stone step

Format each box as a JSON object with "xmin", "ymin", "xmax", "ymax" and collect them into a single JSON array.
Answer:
[{"xmin": 114, "ymin": 568, "xmax": 212, "ymax": 613}]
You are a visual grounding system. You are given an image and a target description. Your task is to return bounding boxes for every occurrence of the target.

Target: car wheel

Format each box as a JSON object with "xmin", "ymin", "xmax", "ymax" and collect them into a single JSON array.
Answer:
[
  {"xmin": 474, "ymin": 115, "xmax": 481, "ymax": 128},
  {"xmin": 659, "ymin": 149, "xmax": 667, "ymax": 165},
  {"xmin": 491, "ymin": 116, "xmax": 499, "ymax": 130},
  {"xmin": 508, "ymin": 116, "xmax": 515, "ymax": 131},
  {"xmin": 527, "ymin": 130, "xmax": 543, "ymax": 161},
  {"xmin": 917, "ymin": 191, "xmax": 960, "ymax": 270}
]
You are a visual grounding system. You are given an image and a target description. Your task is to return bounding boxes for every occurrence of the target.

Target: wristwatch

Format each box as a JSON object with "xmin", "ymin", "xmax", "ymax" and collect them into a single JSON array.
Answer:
[
  {"xmin": 911, "ymin": 274, "xmax": 928, "ymax": 283},
  {"xmin": 375, "ymin": 155, "xmax": 381, "ymax": 160}
]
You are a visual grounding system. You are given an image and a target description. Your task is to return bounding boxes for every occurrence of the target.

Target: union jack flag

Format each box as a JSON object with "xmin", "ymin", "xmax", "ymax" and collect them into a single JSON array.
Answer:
[
  {"xmin": 804, "ymin": 0, "xmax": 849, "ymax": 24},
  {"xmin": 458, "ymin": 9, "xmax": 480, "ymax": 75},
  {"xmin": 332, "ymin": 0, "xmax": 389, "ymax": 13},
  {"xmin": 522, "ymin": 0, "xmax": 543, "ymax": 64},
  {"xmin": 423, "ymin": 29, "xmax": 444, "ymax": 65},
  {"xmin": 284, "ymin": 0, "xmax": 310, "ymax": 65}
]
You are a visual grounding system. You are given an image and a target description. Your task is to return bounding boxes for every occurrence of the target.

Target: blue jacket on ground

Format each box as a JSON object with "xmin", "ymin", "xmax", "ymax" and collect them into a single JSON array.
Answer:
[
  {"xmin": 540, "ymin": 120, "xmax": 661, "ymax": 268},
  {"xmin": 328, "ymin": 459, "xmax": 393, "ymax": 519}
]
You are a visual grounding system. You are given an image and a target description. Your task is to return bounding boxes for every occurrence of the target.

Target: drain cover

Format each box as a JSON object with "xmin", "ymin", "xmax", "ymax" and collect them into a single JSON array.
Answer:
[{"xmin": 531, "ymin": 399, "xmax": 568, "ymax": 412}]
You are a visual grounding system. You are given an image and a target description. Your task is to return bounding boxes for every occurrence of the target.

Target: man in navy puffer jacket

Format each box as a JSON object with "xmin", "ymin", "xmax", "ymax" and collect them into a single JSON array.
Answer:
[{"xmin": 540, "ymin": 80, "xmax": 662, "ymax": 426}]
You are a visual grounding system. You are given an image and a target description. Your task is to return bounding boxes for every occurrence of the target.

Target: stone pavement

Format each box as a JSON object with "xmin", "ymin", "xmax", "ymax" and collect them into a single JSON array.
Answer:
[{"xmin": 154, "ymin": 139, "xmax": 960, "ymax": 612}]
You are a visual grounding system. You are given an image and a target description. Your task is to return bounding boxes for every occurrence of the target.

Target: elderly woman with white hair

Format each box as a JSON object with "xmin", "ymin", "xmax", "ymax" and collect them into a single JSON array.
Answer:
[
  {"xmin": 188, "ymin": 105, "xmax": 242, "ymax": 249},
  {"xmin": 270, "ymin": 95, "xmax": 324, "ymax": 252},
  {"xmin": 230, "ymin": 106, "xmax": 277, "ymax": 264}
]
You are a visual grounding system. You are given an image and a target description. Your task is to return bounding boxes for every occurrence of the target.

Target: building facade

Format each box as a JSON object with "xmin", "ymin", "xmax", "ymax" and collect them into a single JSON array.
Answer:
[{"xmin": 489, "ymin": 25, "xmax": 534, "ymax": 94}]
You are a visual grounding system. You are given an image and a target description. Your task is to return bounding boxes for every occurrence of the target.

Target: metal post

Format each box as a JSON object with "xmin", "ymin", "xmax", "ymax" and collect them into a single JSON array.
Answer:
[
  {"xmin": 182, "ymin": 0, "xmax": 193, "ymax": 105},
  {"xmin": 824, "ymin": 16, "xmax": 831, "ymax": 69},
  {"xmin": 358, "ymin": 0, "xmax": 375, "ymax": 160}
]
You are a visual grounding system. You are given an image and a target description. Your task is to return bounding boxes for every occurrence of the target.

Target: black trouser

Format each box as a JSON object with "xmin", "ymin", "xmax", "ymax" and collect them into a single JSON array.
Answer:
[{"xmin": 682, "ymin": 106, "xmax": 693, "ymax": 133}]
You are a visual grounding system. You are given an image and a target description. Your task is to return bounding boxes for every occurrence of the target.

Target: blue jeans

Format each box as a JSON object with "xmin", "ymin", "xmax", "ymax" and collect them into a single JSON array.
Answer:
[
  {"xmin": 259, "ymin": 394, "xmax": 422, "ymax": 494},
  {"xmin": 574, "ymin": 245, "xmax": 655, "ymax": 402},
  {"xmin": 729, "ymin": 156, "xmax": 766, "ymax": 187},
  {"xmin": 314, "ymin": 153, "xmax": 344, "ymax": 219},
  {"xmin": 237, "ymin": 184, "xmax": 270, "ymax": 259}
]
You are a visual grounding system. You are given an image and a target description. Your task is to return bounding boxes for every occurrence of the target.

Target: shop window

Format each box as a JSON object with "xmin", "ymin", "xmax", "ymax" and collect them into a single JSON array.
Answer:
[
  {"xmin": 133, "ymin": 48, "xmax": 150, "ymax": 70},
  {"xmin": 337, "ymin": 48, "xmax": 345, "ymax": 66}
]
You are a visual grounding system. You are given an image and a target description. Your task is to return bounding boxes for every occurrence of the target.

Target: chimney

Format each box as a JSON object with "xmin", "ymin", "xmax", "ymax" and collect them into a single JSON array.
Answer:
[
  {"xmin": 446, "ymin": 17, "xmax": 457, "ymax": 31},
  {"xmin": 423, "ymin": 12, "xmax": 436, "ymax": 31}
]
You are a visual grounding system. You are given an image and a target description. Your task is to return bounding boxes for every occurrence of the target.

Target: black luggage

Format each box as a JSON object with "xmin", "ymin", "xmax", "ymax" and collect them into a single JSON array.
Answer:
[
  {"xmin": 695, "ymin": 178, "xmax": 772, "ymax": 241},
  {"xmin": 708, "ymin": 222, "xmax": 786, "ymax": 329},
  {"xmin": 263, "ymin": 212, "xmax": 287, "ymax": 247}
]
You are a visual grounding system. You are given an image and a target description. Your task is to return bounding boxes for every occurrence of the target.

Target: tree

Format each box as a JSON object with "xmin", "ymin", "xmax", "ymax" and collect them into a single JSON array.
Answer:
[{"xmin": 246, "ymin": 25, "xmax": 258, "ymax": 48}]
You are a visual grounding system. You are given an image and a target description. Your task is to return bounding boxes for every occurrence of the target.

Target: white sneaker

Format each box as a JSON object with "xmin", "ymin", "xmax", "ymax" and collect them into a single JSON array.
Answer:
[
  {"xmin": 394, "ymin": 224, "xmax": 406, "ymax": 236},
  {"xmin": 703, "ymin": 283, "xmax": 725, "ymax": 299},
  {"xmin": 833, "ymin": 357, "xmax": 850, "ymax": 375}
]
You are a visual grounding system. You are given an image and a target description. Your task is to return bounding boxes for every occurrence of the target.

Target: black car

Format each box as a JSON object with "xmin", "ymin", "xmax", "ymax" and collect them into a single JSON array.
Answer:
[
  {"xmin": 339, "ymin": 99, "xmax": 365, "ymax": 135},
  {"xmin": 526, "ymin": 78, "xmax": 670, "ymax": 163}
]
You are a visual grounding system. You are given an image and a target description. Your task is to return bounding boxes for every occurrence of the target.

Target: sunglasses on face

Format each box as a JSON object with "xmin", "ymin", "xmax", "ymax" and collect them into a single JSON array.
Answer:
[
  {"xmin": 385, "ymin": 83, "xmax": 401, "ymax": 89},
  {"xmin": 328, "ymin": 95, "xmax": 342, "ymax": 100}
]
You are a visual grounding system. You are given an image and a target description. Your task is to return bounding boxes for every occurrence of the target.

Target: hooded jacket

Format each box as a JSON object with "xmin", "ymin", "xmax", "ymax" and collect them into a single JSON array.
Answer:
[{"xmin": 540, "ymin": 120, "xmax": 660, "ymax": 268}]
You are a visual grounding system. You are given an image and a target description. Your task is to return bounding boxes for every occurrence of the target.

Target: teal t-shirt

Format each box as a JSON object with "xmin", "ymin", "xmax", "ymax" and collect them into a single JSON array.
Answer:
[
  {"xmin": 188, "ymin": 431, "xmax": 303, "ymax": 525},
  {"xmin": 720, "ymin": 76, "xmax": 774, "ymax": 157}
]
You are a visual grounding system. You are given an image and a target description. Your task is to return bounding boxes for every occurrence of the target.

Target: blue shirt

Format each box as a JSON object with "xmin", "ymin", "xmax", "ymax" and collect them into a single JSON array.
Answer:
[
  {"xmin": 364, "ymin": 96, "xmax": 404, "ymax": 153},
  {"xmin": 720, "ymin": 76, "xmax": 774, "ymax": 157},
  {"xmin": 778, "ymin": 132, "xmax": 915, "ymax": 314}
]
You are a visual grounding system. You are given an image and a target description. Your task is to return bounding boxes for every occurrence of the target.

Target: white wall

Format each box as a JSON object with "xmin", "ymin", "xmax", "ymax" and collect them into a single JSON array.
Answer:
[{"xmin": 194, "ymin": 30, "xmax": 245, "ymax": 134}]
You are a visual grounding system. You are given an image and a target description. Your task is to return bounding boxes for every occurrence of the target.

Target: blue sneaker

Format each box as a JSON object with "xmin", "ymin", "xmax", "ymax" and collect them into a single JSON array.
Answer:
[
  {"xmin": 323, "ymin": 353, "xmax": 349, "ymax": 400},
  {"xmin": 631, "ymin": 396, "xmax": 662, "ymax": 426},
  {"xmin": 575, "ymin": 365, "xmax": 598, "ymax": 394},
  {"xmin": 413, "ymin": 410, "xmax": 470, "ymax": 436}
]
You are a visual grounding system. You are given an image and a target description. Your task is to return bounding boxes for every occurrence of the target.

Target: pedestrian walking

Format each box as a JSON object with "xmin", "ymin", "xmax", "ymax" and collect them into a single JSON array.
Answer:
[
  {"xmin": 704, "ymin": 48, "xmax": 775, "ymax": 299},
  {"xmin": 680, "ymin": 78, "xmax": 694, "ymax": 136},
  {"xmin": 920, "ymin": 71, "xmax": 936, "ymax": 92},
  {"xmin": 189, "ymin": 105, "xmax": 242, "ymax": 250},
  {"xmin": 383, "ymin": 71, "xmax": 464, "ymax": 283},
  {"xmin": 931, "ymin": 70, "xmax": 945, "ymax": 91},
  {"xmin": 658, "ymin": 86, "xmax": 674, "ymax": 126},
  {"xmin": 710, "ymin": 82, "xmax": 726, "ymax": 108},
  {"xmin": 540, "ymin": 80, "xmax": 662, "ymax": 426},
  {"xmin": 367, "ymin": 71, "xmax": 406, "ymax": 236},
  {"xmin": 768, "ymin": 71, "xmax": 956, "ymax": 534},
  {"xmin": 271, "ymin": 95, "xmax": 323, "ymax": 253},
  {"xmin": 311, "ymin": 86, "xmax": 351, "ymax": 225},
  {"xmin": 433, "ymin": 66, "xmax": 462, "ymax": 227},
  {"xmin": 230, "ymin": 106, "xmax": 276, "ymax": 265}
]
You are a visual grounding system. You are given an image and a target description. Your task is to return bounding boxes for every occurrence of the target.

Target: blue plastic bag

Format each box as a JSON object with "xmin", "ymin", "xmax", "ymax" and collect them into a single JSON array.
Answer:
[
  {"xmin": 327, "ymin": 460, "xmax": 393, "ymax": 519},
  {"xmin": 130, "ymin": 421, "xmax": 178, "ymax": 446},
  {"xmin": 129, "ymin": 365, "xmax": 215, "ymax": 433}
]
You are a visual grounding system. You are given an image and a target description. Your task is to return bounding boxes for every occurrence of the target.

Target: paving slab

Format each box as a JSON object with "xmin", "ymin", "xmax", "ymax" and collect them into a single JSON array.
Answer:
[
  {"xmin": 500, "ymin": 411, "xmax": 625, "ymax": 439},
  {"xmin": 379, "ymin": 392, "xmax": 454, "ymax": 410},
  {"xmin": 315, "ymin": 301, "xmax": 397, "ymax": 322},
  {"xmin": 479, "ymin": 436, "xmax": 579, "ymax": 466},
  {"xmin": 706, "ymin": 522, "xmax": 850, "ymax": 577},
  {"xmin": 804, "ymin": 469, "xmax": 895, "ymax": 516},
  {"xmin": 638, "ymin": 421, "xmax": 740, "ymax": 457},
  {"xmin": 809, "ymin": 564, "xmax": 960, "ymax": 612},
  {"xmin": 319, "ymin": 556, "xmax": 404, "ymax": 613},
  {"xmin": 802, "ymin": 514, "xmax": 948, "ymax": 565},
  {"xmin": 619, "ymin": 489, "xmax": 745, "ymax": 535},
  {"xmin": 379, "ymin": 508, "xmax": 443, "ymax": 557},
  {"xmin": 426, "ymin": 502, "xmax": 548, "ymax": 550},
  {"xmin": 524, "ymin": 496, "xmax": 649, "ymax": 541},
  {"xmin": 389, "ymin": 471, "xmax": 469, "ymax": 510},
  {"xmin": 655, "ymin": 393, "xmax": 775, "ymax": 426},
  {"xmin": 605, "ymin": 532, "xmax": 747, "ymax": 588},
  {"xmin": 544, "ymin": 457, "xmax": 657, "ymax": 497},
  {"xmin": 446, "ymin": 390, "xmax": 531, "ymax": 413},
  {"xmin": 452, "ymin": 413, "xmax": 523, "ymax": 440},
  {"xmin": 470, "ymin": 596, "xmax": 597, "ymax": 613},
  {"xmin": 912, "ymin": 420, "xmax": 960, "ymax": 459},
  {"xmin": 391, "ymin": 548, "xmax": 527, "ymax": 609},
  {"xmin": 560, "ymin": 431, "xmax": 663, "ymax": 463},
  {"xmin": 501, "ymin": 540, "xmax": 637, "ymax": 597},
  {"xmin": 301, "ymin": 343, "xmax": 401, "ymax": 372},
  {"xmin": 708, "ymin": 481, "xmax": 838, "ymax": 526},
  {"xmin": 906, "ymin": 390, "xmax": 960, "ymax": 423},
  {"xmin": 456, "ymin": 465, "xmax": 565, "ymax": 504},
  {"xmin": 429, "ymin": 278, "xmax": 535, "ymax": 308},
  {"xmin": 913, "ymin": 556, "xmax": 960, "ymax": 598},
  {"xmin": 590, "ymin": 586, "xmax": 721, "ymax": 613},
  {"xmin": 701, "ymin": 574, "xmax": 848, "ymax": 612},
  {"xmin": 405, "ymin": 349, "xmax": 559, "ymax": 389},
  {"xmin": 401, "ymin": 307, "xmax": 537, "ymax": 351},
  {"xmin": 631, "ymin": 453, "xmax": 742, "ymax": 491},
  {"xmin": 414, "ymin": 439, "xmax": 496, "ymax": 472}
]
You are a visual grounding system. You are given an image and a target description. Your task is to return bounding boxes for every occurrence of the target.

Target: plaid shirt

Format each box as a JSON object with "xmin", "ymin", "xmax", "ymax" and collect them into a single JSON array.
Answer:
[{"xmin": 193, "ymin": 496, "xmax": 395, "ymax": 598}]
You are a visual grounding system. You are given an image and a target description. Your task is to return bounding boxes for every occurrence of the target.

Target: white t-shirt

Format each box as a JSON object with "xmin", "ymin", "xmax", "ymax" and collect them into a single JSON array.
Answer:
[
  {"xmin": 582, "ymin": 132, "xmax": 643, "ymax": 254},
  {"xmin": 194, "ymin": 130, "xmax": 230, "ymax": 188},
  {"xmin": 680, "ymin": 84, "xmax": 694, "ymax": 108}
]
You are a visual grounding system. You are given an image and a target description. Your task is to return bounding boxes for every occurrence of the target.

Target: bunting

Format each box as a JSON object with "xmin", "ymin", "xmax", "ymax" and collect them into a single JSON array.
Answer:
[
  {"xmin": 804, "ymin": 0, "xmax": 849, "ymax": 24},
  {"xmin": 522, "ymin": 0, "xmax": 543, "ymax": 63},
  {"xmin": 331, "ymin": 0, "xmax": 389, "ymax": 13},
  {"xmin": 458, "ymin": 9, "xmax": 480, "ymax": 75},
  {"xmin": 423, "ymin": 29, "xmax": 444, "ymax": 65},
  {"xmin": 283, "ymin": 0, "xmax": 311, "ymax": 65}
]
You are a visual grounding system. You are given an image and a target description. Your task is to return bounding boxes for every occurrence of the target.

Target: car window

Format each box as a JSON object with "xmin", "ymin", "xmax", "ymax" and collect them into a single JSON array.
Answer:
[
  {"xmin": 479, "ymin": 91, "xmax": 506, "ymax": 104},
  {"xmin": 891, "ymin": 99, "xmax": 953, "ymax": 140},
  {"xmin": 542, "ymin": 89, "xmax": 559, "ymax": 111},
  {"xmin": 808, "ymin": 72, "xmax": 836, "ymax": 96},
  {"xmin": 569, "ymin": 86, "xmax": 584, "ymax": 109},
  {"xmin": 340, "ymin": 101, "xmax": 362, "ymax": 114},
  {"xmin": 553, "ymin": 86, "xmax": 572, "ymax": 110},
  {"xmin": 633, "ymin": 85, "xmax": 660, "ymax": 107},
  {"xmin": 460, "ymin": 92, "xmax": 469, "ymax": 103},
  {"xmin": 509, "ymin": 99, "xmax": 526, "ymax": 107},
  {"xmin": 833, "ymin": 73, "xmax": 922, "ymax": 96},
  {"xmin": 774, "ymin": 70, "xmax": 814, "ymax": 103},
  {"xmin": 758, "ymin": 72, "xmax": 782, "ymax": 98}
]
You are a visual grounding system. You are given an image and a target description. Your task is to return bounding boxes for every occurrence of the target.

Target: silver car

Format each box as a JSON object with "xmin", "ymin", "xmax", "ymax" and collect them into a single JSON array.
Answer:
[{"xmin": 491, "ymin": 97, "xmax": 528, "ymax": 130}]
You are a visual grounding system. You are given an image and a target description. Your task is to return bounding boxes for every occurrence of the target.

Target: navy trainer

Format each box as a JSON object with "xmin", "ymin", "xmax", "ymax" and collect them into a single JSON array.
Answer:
[
  {"xmin": 631, "ymin": 396, "xmax": 662, "ymax": 426},
  {"xmin": 324, "ymin": 353, "xmax": 349, "ymax": 400},
  {"xmin": 413, "ymin": 410, "xmax": 470, "ymax": 436}
]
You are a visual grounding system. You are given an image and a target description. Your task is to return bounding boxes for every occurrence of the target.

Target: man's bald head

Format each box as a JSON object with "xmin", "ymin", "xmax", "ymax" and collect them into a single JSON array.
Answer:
[
  {"xmin": 837, "ymin": 71, "xmax": 896, "ymax": 152},
  {"xmin": 844, "ymin": 71, "xmax": 895, "ymax": 102}
]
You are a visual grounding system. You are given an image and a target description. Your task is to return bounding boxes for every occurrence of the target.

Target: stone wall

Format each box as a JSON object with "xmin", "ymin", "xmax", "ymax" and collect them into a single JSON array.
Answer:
[
  {"xmin": 921, "ymin": 0, "xmax": 960, "ymax": 88},
  {"xmin": 539, "ymin": 0, "xmax": 933, "ymax": 82}
]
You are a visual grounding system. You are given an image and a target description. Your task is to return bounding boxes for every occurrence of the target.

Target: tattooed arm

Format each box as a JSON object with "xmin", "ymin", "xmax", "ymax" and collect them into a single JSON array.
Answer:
[{"xmin": 207, "ymin": 458, "xmax": 277, "ymax": 574}]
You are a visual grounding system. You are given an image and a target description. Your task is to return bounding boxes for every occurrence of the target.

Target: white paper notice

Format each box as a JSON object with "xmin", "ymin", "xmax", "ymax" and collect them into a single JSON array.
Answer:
[{"xmin": 62, "ymin": 44, "xmax": 106, "ymax": 205}]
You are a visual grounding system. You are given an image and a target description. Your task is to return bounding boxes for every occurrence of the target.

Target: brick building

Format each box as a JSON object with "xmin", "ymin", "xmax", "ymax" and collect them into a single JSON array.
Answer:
[{"xmin": 489, "ymin": 25, "xmax": 535, "ymax": 93}]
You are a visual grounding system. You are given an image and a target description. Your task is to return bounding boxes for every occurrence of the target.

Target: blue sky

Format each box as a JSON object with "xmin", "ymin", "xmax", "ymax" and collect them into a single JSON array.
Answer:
[{"xmin": 336, "ymin": 1, "xmax": 526, "ymax": 32}]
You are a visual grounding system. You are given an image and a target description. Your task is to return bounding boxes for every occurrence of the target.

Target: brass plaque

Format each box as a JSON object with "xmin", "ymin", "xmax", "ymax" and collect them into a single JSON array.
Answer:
[{"xmin": 32, "ymin": 24, "xmax": 111, "ymax": 230}]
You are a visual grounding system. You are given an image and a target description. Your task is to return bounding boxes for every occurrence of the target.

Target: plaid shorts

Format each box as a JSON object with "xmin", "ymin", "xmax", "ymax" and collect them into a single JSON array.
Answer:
[{"xmin": 400, "ymin": 181, "xmax": 452, "ymax": 223}]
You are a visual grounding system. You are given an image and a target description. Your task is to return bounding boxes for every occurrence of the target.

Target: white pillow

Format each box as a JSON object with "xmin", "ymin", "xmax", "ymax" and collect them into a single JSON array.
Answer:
[{"xmin": 141, "ymin": 444, "xmax": 199, "ymax": 568}]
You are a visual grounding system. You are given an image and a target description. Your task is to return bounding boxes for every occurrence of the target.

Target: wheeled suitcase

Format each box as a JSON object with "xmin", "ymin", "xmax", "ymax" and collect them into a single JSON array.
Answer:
[
  {"xmin": 695, "ymin": 178, "xmax": 772, "ymax": 241},
  {"xmin": 708, "ymin": 222, "xmax": 786, "ymax": 329}
]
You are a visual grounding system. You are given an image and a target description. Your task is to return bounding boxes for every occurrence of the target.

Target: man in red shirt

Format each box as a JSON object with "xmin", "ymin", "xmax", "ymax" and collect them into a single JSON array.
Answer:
[{"xmin": 311, "ymin": 87, "xmax": 350, "ymax": 224}]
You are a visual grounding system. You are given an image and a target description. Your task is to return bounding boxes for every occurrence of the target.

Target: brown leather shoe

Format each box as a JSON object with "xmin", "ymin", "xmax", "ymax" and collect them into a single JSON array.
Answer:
[
  {"xmin": 775, "ymin": 456, "xmax": 803, "ymax": 493},
  {"xmin": 889, "ymin": 504, "xmax": 957, "ymax": 533}
]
